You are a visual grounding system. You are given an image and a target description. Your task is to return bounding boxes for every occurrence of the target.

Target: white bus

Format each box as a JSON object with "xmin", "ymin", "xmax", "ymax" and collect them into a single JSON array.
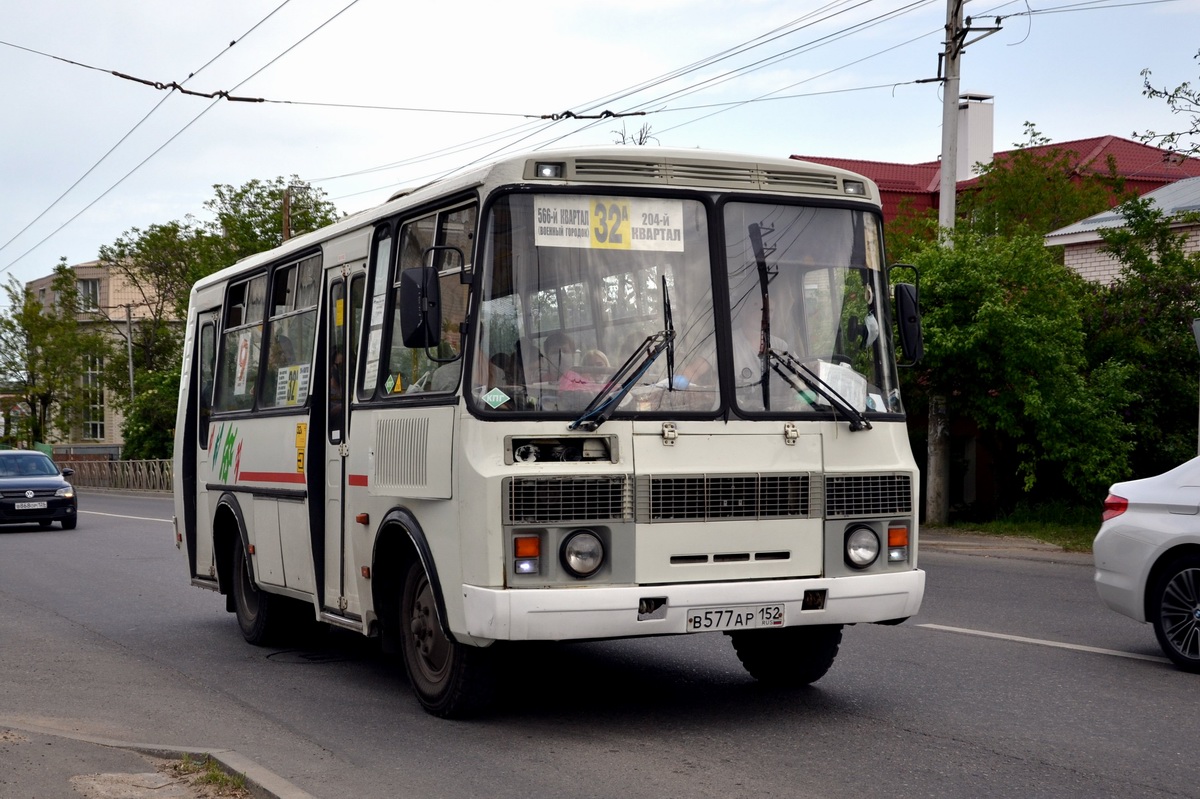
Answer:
[{"xmin": 173, "ymin": 147, "xmax": 926, "ymax": 717}]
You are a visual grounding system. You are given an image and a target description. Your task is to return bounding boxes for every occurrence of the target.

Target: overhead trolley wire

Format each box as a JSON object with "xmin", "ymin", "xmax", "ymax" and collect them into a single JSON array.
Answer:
[{"xmin": 0, "ymin": 0, "xmax": 365, "ymax": 275}]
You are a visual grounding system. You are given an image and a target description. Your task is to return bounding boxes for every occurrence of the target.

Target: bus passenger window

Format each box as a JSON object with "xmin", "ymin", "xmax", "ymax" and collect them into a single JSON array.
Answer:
[
  {"xmin": 260, "ymin": 255, "xmax": 320, "ymax": 409},
  {"xmin": 214, "ymin": 275, "xmax": 266, "ymax": 413}
]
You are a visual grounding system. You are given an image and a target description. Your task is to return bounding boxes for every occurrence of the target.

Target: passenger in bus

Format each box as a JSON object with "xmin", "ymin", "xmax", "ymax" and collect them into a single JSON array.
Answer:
[
  {"xmin": 581, "ymin": 349, "xmax": 609, "ymax": 367},
  {"xmin": 540, "ymin": 331, "xmax": 577, "ymax": 381}
]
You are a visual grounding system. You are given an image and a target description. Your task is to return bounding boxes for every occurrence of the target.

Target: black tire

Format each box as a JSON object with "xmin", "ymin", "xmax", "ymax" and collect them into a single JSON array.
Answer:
[
  {"xmin": 60, "ymin": 517, "xmax": 77, "ymax": 530},
  {"xmin": 232, "ymin": 542, "xmax": 281, "ymax": 646},
  {"xmin": 39, "ymin": 520, "xmax": 53, "ymax": 529},
  {"xmin": 729, "ymin": 624, "xmax": 844, "ymax": 686},
  {"xmin": 399, "ymin": 560, "xmax": 494, "ymax": 718},
  {"xmin": 1150, "ymin": 553, "xmax": 1200, "ymax": 672}
]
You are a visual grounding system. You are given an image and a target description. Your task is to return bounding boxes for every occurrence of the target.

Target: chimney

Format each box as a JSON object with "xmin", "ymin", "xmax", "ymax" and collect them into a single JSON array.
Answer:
[{"xmin": 957, "ymin": 93, "xmax": 994, "ymax": 177}]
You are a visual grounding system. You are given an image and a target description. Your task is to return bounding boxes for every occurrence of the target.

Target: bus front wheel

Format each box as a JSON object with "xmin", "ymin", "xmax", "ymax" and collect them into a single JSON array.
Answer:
[
  {"xmin": 232, "ymin": 543, "xmax": 279, "ymax": 645},
  {"xmin": 399, "ymin": 560, "xmax": 494, "ymax": 718},
  {"xmin": 729, "ymin": 624, "xmax": 843, "ymax": 686}
]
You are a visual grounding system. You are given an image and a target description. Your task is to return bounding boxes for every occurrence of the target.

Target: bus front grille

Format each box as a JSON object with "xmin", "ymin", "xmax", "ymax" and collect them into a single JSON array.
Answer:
[
  {"xmin": 824, "ymin": 473, "xmax": 912, "ymax": 518},
  {"xmin": 635, "ymin": 473, "xmax": 818, "ymax": 523},
  {"xmin": 506, "ymin": 476, "xmax": 632, "ymax": 524}
]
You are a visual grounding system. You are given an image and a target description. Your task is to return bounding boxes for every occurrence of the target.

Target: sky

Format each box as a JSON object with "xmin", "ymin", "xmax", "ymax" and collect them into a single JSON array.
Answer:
[{"xmin": 2, "ymin": 0, "xmax": 1198, "ymax": 288}]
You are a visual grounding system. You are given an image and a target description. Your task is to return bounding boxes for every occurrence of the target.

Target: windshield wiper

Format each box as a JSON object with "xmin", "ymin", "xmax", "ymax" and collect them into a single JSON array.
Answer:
[
  {"xmin": 766, "ymin": 348, "xmax": 872, "ymax": 432},
  {"xmin": 568, "ymin": 329, "xmax": 674, "ymax": 432}
]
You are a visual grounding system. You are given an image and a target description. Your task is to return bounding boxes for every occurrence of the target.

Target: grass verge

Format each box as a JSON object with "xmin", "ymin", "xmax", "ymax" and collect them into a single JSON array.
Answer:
[{"xmin": 944, "ymin": 503, "xmax": 1099, "ymax": 552}]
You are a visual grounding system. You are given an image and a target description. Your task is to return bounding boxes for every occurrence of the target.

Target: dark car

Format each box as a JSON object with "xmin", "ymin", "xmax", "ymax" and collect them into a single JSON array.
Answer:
[{"xmin": 0, "ymin": 451, "xmax": 78, "ymax": 530}]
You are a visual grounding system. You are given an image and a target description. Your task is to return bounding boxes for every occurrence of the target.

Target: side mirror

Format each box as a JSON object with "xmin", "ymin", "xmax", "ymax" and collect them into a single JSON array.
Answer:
[
  {"xmin": 894, "ymin": 282, "xmax": 923, "ymax": 364},
  {"xmin": 61, "ymin": 467, "xmax": 75, "ymax": 477},
  {"xmin": 399, "ymin": 267, "xmax": 441, "ymax": 349}
]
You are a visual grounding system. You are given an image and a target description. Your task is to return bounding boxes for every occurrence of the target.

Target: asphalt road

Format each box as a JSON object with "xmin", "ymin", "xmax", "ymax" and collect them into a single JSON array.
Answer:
[{"xmin": 1, "ymin": 491, "xmax": 1196, "ymax": 798}]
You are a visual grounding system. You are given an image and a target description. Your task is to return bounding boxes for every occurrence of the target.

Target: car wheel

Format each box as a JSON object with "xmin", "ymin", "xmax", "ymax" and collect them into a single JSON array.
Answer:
[
  {"xmin": 232, "ymin": 543, "xmax": 279, "ymax": 645},
  {"xmin": 399, "ymin": 559, "xmax": 494, "ymax": 718},
  {"xmin": 39, "ymin": 520, "xmax": 53, "ymax": 529},
  {"xmin": 1150, "ymin": 553, "xmax": 1200, "ymax": 672},
  {"xmin": 729, "ymin": 624, "xmax": 843, "ymax": 686},
  {"xmin": 60, "ymin": 517, "xmax": 77, "ymax": 530}
]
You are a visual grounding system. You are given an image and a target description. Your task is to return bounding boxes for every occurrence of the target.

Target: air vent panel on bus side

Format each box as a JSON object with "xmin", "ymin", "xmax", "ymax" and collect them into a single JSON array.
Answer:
[{"xmin": 371, "ymin": 408, "xmax": 454, "ymax": 499}]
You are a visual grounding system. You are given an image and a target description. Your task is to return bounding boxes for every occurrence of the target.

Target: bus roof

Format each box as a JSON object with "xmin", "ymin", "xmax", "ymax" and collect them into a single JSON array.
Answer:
[{"xmin": 191, "ymin": 146, "xmax": 881, "ymax": 294}]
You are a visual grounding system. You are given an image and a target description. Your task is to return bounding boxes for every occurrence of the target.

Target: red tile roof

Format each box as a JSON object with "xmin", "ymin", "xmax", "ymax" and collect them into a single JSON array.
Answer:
[{"xmin": 793, "ymin": 135, "xmax": 1200, "ymax": 194}]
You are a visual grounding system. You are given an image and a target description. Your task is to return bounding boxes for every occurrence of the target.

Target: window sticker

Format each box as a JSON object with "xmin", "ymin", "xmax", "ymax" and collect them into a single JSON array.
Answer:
[
  {"xmin": 275, "ymin": 364, "xmax": 311, "ymax": 406},
  {"xmin": 234, "ymin": 331, "xmax": 252, "ymax": 395},
  {"xmin": 534, "ymin": 196, "xmax": 684, "ymax": 252},
  {"xmin": 483, "ymin": 387, "xmax": 510, "ymax": 408}
]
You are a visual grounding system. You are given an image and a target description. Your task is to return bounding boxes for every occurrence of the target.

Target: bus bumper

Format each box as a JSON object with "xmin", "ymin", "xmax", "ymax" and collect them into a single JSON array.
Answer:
[{"xmin": 462, "ymin": 569, "xmax": 925, "ymax": 641}]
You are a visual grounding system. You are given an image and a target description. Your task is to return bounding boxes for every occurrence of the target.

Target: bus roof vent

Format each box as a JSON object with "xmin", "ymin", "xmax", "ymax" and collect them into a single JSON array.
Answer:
[
  {"xmin": 573, "ymin": 159, "xmax": 666, "ymax": 182},
  {"xmin": 567, "ymin": 158, "xmax": 841, "ymax": 194},
  {"xmin": 761, "ymin": 169, "xmax": 840, "ymax": 192}
]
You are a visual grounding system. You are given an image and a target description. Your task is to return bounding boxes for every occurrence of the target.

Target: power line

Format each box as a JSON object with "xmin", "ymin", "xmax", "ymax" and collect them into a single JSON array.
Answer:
[
  {"xmin": 0, "ymin": 0, "xmax": 365, "ymax": 276},
  {"xmin": 0, "ymin": 0, "xmax": 295, "ymax": 267}
]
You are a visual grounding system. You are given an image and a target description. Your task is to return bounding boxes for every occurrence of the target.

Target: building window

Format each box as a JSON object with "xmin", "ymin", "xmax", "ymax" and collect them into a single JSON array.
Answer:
[
  {"xmin": 83, "ymin": 356, "xmax": 105, "ymax": 440},
  {"xmin": 77, "ymin": 279, "xmax": 100, "ymax": 311}
]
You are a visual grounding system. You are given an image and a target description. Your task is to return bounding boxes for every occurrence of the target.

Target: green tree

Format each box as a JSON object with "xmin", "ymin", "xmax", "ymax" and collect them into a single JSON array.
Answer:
[
  {"xmin": 119, "ymin": 368, "xmax": 180, "ymax": 460},
  {"xmin": 204, "ymin": 176, "xmax": 339, "ymax": 267},
  {"xmin": 0, "ymin": 261, "xmax": 114, "ymax": 446},
  {"xmin": 1086, "ymin": 196, "xmax": 1200, "ymax": 476},
  {"xmin": 96, "ymin": 177, "xmax": 338, "ymax": 457},
  {"xmin": 1138, "ymin": 48, "xmax": 1200, "ymax": 157},
  {"xmin": 908, "ymin": 230, "xmax": 1133, "ymax": 506},
  {"xmin": 960, "ymin": 123, "xmax": 1125, "ymax": 239}
]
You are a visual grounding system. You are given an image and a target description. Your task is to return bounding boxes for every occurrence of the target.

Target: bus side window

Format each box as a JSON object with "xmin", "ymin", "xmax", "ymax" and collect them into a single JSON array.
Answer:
[
  {"xmin": 214, "ymin": 275, "xmax": 266, "ymax": 413},
  {"xmin": 328, "ymin": 279, "xmax": 346, "ymax": 442},
  {"xmin": 260, "ymin": 255, "xmax": 320, "ymax": 409},
  {"xmin": 387, "ymin": 204, "xmax": 475, "ymax": 395}
]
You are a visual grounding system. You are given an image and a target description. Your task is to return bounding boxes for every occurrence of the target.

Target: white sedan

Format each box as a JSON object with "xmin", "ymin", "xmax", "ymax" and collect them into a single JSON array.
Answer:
[{"xmin": 1094, "ymin": 457, "xmax": 1200, "ymax": 671}]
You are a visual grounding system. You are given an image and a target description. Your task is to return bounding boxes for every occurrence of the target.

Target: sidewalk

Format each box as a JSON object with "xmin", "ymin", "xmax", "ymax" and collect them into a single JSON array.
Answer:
[{"xmin": 0, "ymin": 720, "xmax": 316, "ymax": 799}]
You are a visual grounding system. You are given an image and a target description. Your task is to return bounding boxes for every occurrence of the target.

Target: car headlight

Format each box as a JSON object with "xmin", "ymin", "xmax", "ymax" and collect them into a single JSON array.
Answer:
[
  {"xmin": 845, "ymin": 526, "xmax": 880, "ymax": 568},
  {"xmin": 560, "ymin": 529, "xmax": 604, "ymax": 578},
  {"xmin": 55, "ymin": 486, "xmax": 74, "ymax": 499}
]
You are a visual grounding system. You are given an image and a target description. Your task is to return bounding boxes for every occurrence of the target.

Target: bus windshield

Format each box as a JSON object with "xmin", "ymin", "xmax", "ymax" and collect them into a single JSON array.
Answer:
[{"xmin": 470, "ymin": 192, "xmax": 901, "ymax": 419}]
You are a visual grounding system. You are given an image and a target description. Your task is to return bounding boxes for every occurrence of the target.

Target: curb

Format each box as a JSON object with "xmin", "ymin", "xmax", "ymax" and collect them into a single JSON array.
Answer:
[{"xmin": 0, "ymin": 718, "xmax": 318, "ymax": 799}]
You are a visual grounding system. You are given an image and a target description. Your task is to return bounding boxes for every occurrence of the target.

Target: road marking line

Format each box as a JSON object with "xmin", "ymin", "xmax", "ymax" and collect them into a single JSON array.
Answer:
[
  {"xmin": 917, "ymin": 623, "xmax": 1171, "ymax": 664},
  {"xmin": 79, "ymin": 510, "xmax": 171, "ymax": 523}
]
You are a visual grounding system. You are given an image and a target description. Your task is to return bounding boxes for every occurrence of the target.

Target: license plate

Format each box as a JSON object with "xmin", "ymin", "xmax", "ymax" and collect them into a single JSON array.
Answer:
[
  {"xmin": 686, "ymin": 604, "xmax": 785, "ymax": 632},
  {"xmin": 15, "ymin": 501, "xmax": 47, "ymax": 510}
]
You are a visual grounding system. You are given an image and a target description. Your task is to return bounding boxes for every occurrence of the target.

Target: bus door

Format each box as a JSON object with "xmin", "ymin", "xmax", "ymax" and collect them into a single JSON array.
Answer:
[{"xmin": 324, "ymin": 264, "xmax": 366, "ymax": 617}]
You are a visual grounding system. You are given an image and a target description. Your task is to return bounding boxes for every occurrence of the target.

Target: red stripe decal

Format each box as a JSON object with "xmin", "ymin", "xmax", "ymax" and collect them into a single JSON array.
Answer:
[{"xmin": 239, "ymin": 471, "xmax": 307, "ymax": 484}]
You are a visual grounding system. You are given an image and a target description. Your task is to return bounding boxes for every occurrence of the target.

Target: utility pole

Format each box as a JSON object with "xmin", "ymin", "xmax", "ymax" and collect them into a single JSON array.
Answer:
[
  {"xmin": 926, "ymin": 0, "xmax": 964, "ymax": 527},
  {"xmin": 927, "ymin": 1, "xmax": 1000, "ymax": 526},
  {"xmin": 282, "ymin": 186, "xmax": 292, "ymax": 242},
  {"xmin": 125, "ymin": 303, "xmax": 135, "ymax": 404}
]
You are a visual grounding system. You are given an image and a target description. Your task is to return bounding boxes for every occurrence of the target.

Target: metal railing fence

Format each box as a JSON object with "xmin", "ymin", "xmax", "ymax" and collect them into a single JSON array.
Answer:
[{"xmin": 59, "ymin": 459, "xmax": 173, "ymax": 492}]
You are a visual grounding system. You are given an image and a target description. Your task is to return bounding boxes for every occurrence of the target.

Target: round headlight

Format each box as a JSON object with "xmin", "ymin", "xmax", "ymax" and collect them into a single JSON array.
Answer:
[
  {"xmin": 845, "ymin": 526, "xmax": 880, "ymax": 568},
  {"xmin": 561, "ymin": 529, "xmax": 604, "ymax": 578}
]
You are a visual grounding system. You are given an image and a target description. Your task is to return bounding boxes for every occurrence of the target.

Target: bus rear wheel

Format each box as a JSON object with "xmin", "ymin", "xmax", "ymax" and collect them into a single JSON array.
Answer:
[
  {"xmin": 232, "ymin": 543, "xmax": 280, "ymax": 645},
  {"xmin": 399, "ymin": 560, "xmax": 494, "ymax": 718},
  {"xmin": 729, "ymin": 624, "xmax": 843, "ymax": 686}
]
